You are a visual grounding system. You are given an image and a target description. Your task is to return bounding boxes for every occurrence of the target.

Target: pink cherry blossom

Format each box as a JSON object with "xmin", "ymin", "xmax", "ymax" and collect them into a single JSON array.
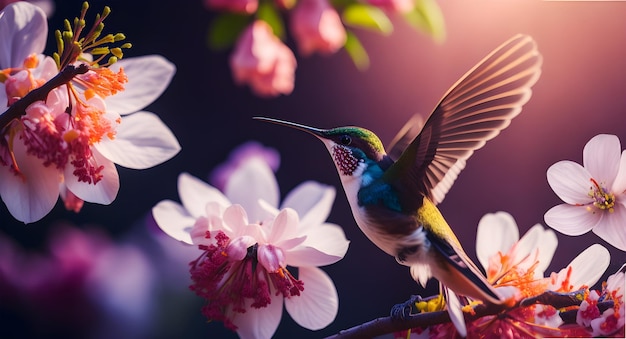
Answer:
[
  {"xmin": 152, "ymin": 152, "xmax": 349, "ymax": 337},
  {"xmin": 544, "ymin": 134, "xmax": 626, "ymax": 251},
  {"xmin": 203, "ymin": 0, "xmax": 258, "ymax": 14},
  {"xmin": 290, "ymin": 0, "xmax": 347, "ymax": 56},
  {"xmin": 0, "ymin": 3, "xmax": 180, "ymax": 223},
  {"xmin": 230, "ymin": 20, "xmax": 297, "ymax": 97}
]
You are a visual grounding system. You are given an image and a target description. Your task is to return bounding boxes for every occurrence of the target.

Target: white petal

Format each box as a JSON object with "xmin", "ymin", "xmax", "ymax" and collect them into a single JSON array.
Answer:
[
  {"xmin": 95, "ymin": 112, "xmax": 180, "ymax": 169},
  {"xmin": 293, "ymin": 223, "xmax": 349, "ymax": 259},
  {"xmin": 565, "ymin": 244, "xmax": 610, "ymax": 289},
  {"xmin": 151, "ymin": 200, "xmax": 194, "ymax": 244},
  {"xmin": 583, "ymin": 134, "xmax": 621, "ymax": 187},
  {"xmin": 178, "ymin": 172, "xmax": 230, "ymax": 219},
  {"xmin": 0, "ymin": 139, "xmax": 58, "ymax": 223},
  {"xmin": 64, "ymin": 148, "xmax": 119, "ymax": 204},
  {"xmin": 0, "ymin": 2, "xmax": 47, "ymax": 68},
  {"xmin": 476, "ymin": 211, "xmax": 519, "ymax": 271},
  {"xmin": 547, "ymin": 161, "xmax": 594, "ymax": 205},
  {"xmin": 532, "ymin": 227, "xmax": 558, "ymax": 275},
  {"xmin": 612, "ymin": 150, "xmax": 626, "ymax": 194},
  {"xmin": 544, "ymin": 204, "xmax": 599, "ymax": 235},
  {"xmin": 445, "ymin": 289, "xmax": 467, "ymax": 337},
  {"xmin": 286, "ymin": 244, "xmax": 345, "ymax": 267},
  {"xmin": 515, "ymin": 225, "xmax": 557, "ymax": 275},
  {"xmin": 592, "ymin": 204, "xmax": 626, "ymax": 251},
  {"xmin": 281, "ymin": 181, "xmax": 336, "ymax": 227},
  {"xmin": 224, "ymin": 159, "xmax": 279, "ymax": 221},
  {"xmin": 232, "ymin": 291, "xmax": 283, "ymax": 339},
  {"xmin": 105, "ymin": 55, "xmax": 176, "ymax": 115},
  {"xmin": 285, "ymin": 266, "xmax": 338, "ymax": 330}
]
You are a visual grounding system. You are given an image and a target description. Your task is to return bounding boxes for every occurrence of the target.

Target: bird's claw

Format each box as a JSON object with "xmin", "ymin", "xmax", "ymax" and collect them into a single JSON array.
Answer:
[{"xmin": 390, "ymin": 294, "xmax": 422, "ymax": 321}]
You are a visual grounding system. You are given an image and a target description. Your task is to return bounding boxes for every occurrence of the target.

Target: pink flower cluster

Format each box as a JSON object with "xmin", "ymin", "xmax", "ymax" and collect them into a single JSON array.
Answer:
[{"xmin": 205, "ymin": 0, "xmax": 412, "ymax": 97}]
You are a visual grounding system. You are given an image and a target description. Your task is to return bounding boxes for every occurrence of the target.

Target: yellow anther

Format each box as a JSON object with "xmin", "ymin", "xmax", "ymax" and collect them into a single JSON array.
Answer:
[{"xmin": 110, "ymin": 48, "xmax": 123, "ymax": 59}]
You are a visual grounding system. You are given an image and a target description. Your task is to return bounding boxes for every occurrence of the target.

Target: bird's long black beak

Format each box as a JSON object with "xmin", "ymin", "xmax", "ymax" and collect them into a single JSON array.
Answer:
[{"xmin": 253, "ymin": 117, "xmax": 327, "ymax": 138}]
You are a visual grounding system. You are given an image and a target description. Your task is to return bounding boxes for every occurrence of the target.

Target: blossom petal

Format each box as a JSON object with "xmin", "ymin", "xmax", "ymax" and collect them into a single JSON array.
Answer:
[
  {"xmin": 178, "ymin": 172, "xmax": 230, "ymax": 219},
  {"xmin": 592, "ymin": 204, "xmax": 626, "ymax": 251},
  {"xmin": 515, "ymin": 224, "xmax": 557, "ymax": 275},
  {"xmin": 583, "ymin": 134, "xmax": 621, "ymax": 186},
  {"xmin": 0, "ymin": 139, "xmax": 58, "ymax": 223},
  {"xmin": 476, "ymin": 211, "xmax": 519, "ymax": 271},
  {"xmin": 151, "ymin": 200, "xmax": 194, "ymax": 244},
  {"xmin": 565, "ymin": 244, "xmax": 610, "ymax": 289},
  {"xmin": 224, "ymin": 159, "xmax": 279, "ymax": 221},
  {"xmin": 0, "ymin": 2, "xmax": 47, "ymax": 68},
  {"xmin": 95, "ymin": 112, "xmax": 180, "ymax": 169},
  {"xmin": 544, "ymin": 204, "xmax": 599, "ymax": 235},
  {"xmin": 286, "ymin": 233, "xmax": 347, "ymax": 267},
  {"xmin": 64, "ymin": 148, "xmax": 119, "ymax": 204},
  {"xmin": 285, "ymin": 266, "xmax": 338, "ymax": 330},
  {"xmin": 292, "ymin": 222, "xmax": 349, "ymax": 258},
  {"xmin": 267, "ymin": 208, "xmax": 299, "ymax": 244},
  {"xmin": 547, "ymin": 160, "xmax": 594, "ymax": 205},
  {"xmin": 223, "ymin": 204, "xmax": 250, "ymax": 235},
  {"xmin": 232, "ymin": 291, "xmax": 283, "ymax": 339},
  {"xmin": 105, "ymin": 55, "xmax": 176, "ymax": 115},
  {"xmin": 611, "ymin": 150, "xmax": 626, "ymax": 194},
  {"xmin": 281, "ymin": 181, "xmax": 335, "ymax": 227}
]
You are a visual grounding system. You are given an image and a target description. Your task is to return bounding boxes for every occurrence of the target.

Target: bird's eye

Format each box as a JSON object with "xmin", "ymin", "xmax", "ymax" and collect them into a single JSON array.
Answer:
[{"xmin": 340, "ymin": 135, "xmax": 352, "ymax": 145}]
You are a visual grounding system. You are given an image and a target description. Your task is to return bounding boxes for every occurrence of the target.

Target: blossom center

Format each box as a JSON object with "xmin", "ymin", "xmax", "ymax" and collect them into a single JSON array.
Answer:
[{"xmin": 589, "ymin": 178, "xmax": 615, "ymax": 212}]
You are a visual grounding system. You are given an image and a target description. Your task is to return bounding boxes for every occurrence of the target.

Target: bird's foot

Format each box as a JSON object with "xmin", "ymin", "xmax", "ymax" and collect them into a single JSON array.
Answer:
[{"xmin": 390, "ymin": 294, "xmax": 423, "ymax": 320}]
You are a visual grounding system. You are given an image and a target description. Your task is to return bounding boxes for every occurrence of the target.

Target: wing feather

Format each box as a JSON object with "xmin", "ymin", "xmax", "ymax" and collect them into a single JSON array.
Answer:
[{"xmin": 385, "ymin": 34, "xmax": 542, "ymax": 205}]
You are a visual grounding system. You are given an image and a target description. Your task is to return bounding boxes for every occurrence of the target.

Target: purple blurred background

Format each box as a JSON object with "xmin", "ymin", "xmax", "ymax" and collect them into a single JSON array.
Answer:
[{"xmin": 0, "ymin": 0, "xmax": 625, "ymax": 338}]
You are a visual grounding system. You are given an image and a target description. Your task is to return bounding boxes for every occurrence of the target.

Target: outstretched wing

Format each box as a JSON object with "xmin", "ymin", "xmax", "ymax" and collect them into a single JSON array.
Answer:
[
  {"xmin": 385, "ymin": 34, "xmax": 542, "ymax": 205},
  {"xmin": 387, "ymin": 114, "xmax": 426, "ymax": 162}
]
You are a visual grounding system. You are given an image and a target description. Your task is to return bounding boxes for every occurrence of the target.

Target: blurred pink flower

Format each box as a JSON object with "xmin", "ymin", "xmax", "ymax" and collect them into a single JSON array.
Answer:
[
  {"xmin": 229, "ymin": 20, "xmax": 296, "ymax": 97},
  {"xmin": 0, "ymin": 0, "xmax": 54, "ymax": 16},
  {"xmin": 153, "ymin": 157, "xmax": 349, "ymax": 337},
  {"xmin": 209, "ymin": 141, "xmax": 280, "ymax": 191},
  {"xmin": 0, "ymin": 224, "xmax": 155, "ymax": 338},
  {"xmin": 366, "ymin": 0, "xmax": 415, "ymax": 13},
  {"xmin": 203, "ymin": 0, "xmax": 257, "ymax": 14},
  {"xmin": 290, "ymin": 0, "xmax": 347, "ymax": 56},
  {"xmin": 544, "ymin": 134, "xmax": 626, "ymax": 251}
]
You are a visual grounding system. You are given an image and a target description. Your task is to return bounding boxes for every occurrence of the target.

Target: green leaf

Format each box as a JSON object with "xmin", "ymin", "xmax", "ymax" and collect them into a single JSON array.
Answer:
[
  {"xmin": 344, "ymin": 31, "xmax": 370, "ymax": 71},
  {"xmin": 256, "ymin": 2, "xmax": 285, "ymax": 39},
  {"xmin": 404, "ymin": 0, "xmax": 446, "ymax": 43},
  {"xmin": 342, "ymin": 4, "xmax": 393, "ymax": 36},
  {"xmin": 207, "ymin": 14, "xmax": 250, "ymax": 51}
]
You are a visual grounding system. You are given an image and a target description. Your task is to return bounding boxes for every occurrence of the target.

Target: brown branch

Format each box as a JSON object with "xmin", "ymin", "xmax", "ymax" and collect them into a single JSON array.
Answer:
[
  {"xmin": 325, "ymin": 289, "xmax": 590, "ymax": 339},
  {"xmin": 0, "ymin": 64, "xmax": 89, "ymax": 131}
]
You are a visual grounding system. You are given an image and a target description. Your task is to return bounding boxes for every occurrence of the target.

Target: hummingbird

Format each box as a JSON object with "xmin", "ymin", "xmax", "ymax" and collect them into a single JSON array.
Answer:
[{"xmin": 255, "ymin": 34, "xmax": 542, "ymax": 335}]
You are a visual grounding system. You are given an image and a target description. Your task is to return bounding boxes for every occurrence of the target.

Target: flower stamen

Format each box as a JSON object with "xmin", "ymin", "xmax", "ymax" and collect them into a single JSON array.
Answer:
[{"xmin": 589, "ymin": 178, "xmax": 615, "ymax": 212}]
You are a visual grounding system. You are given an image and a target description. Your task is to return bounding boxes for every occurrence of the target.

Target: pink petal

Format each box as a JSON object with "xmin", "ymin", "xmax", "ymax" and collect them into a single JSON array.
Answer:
[
  {"xmin": 281, "ymin": 181, "xmax": 335, "ymax": 228},
  {"xmin": 291, "ymin": 223, "xmax": 349, "ymax": 260},
  {"xmin": 177, "ymin": 172, "xmax": 230, "ymax": 219},
  {"xmin": 285, "ymin": 266, "xmax": 338, "ymax": 330},
  {"xmin": 285, "ymin": 244, "xmax": 344, "ymax": 267},
  {"xmin": 612, "ymin": 150, "xmax": 626, "ymax": 194},
  {"xmin": 95, "ymin": 112, "xmax": 180, "ymax": 169},
  {"xmin": 267, "ymin": 208, "xmax": 299, "ymax": 244},
  {"xmin": 105, "ymin": 55, "xmax": 176, "ymax": 115},
  {"xmin": 223, "ymin": 204, "xmax": 250, "ymax": 235},
  {"xmin": 64, "ymin": 148, "xmax": 119, "ymax": 205},
  {"xmin": 592, "ymin": 204, "xmax": 626, "ymax": 251},
  {"xmin": 583, "ymin": 134, "xmax": 621, "ymax": 187},
  {"xmin": 475, "ymin": 211, "xmax": 519, "ymax": 271},
  {"xmin": 151, "ymin": 200, "xmax": 194, "ymax": 244},
  {"xmin": 544, "ymin": 204, "xmax": 599, "ymax": 235},
  {"xmin": 0, "ymin": 139, "xmax": 58, "ymax": 223},
  {"xmin": 232, "ymin": 291, "xmax": 283, "ymax": 339},
  {"xmin": 227, "ymin": 235, "xmax": 258, "ymax": 261},
  {"xmin": 547, "ymin": 160, "xmax": 594, "ymax": 205},
  {"xmin": 257, "ymin": 244, "xmax": 285, "ymax": 272},
  {"xmin": 515, "ymin": 225, "xmax": 557, "ymax": 275},
  {"xmin": 0, "ymin": 2, "xmax": 47, "ymax": 68},
  {"xmin": 224, "ymin": 158, "xmax": 279, "ymax": 222}
]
